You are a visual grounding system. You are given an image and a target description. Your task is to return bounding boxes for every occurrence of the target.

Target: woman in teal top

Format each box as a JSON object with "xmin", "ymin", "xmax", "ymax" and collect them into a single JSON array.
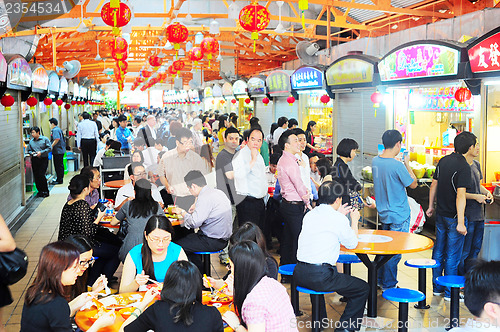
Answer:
[{"xmin": 119, "ymin": 216, "xmax": 188, "ymax": 293}]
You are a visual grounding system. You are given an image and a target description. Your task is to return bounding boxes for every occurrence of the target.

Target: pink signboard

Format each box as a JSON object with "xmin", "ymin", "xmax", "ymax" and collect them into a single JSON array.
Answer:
[
  {"xmin": 468, "ymin": 30, "xmax": 500, "ymax": 73},
  {"xmin": 0, "ymin": 53, "xmax": 7, "ymax": 82},
  {"xmin": 379, "ymin": 44, "xmax": 459, "ymax": 81}
]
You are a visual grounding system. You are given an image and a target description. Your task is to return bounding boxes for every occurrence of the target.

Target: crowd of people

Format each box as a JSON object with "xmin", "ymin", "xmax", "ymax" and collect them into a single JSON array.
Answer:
[{"xmin": 7, "ymin": 106, "xmax": 498, "ymax": 331}]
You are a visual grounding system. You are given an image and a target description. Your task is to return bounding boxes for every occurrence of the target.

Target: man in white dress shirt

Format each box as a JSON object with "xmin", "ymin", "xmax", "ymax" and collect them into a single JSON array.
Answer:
[
  {"xmin": 272, "ymin": 116, "xmax": 288, "ymax": 147},
  {"xmin": 76, "ymin": 112, "xmax": 100, "ymax": 167},
  {"xmin": 232, "ymin": 127, "xmax": 267, "ymax": 231},
  {"xmin": 294, "ymin": 180, "xmax": 369, "ymax": 332}
]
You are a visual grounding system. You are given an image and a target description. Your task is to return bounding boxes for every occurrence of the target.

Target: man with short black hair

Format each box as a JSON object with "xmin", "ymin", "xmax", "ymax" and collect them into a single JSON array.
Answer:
[
  {"xmin": 92, "ymin": 112, "xmax": 103, "ymax": 133},
  {"xmin": 450, "ymin": 260, "xmax": 500, "ymax": 331},
  {"xmin": 77, "ymin": 112, "xmax": 100, "ymax": 166},
  {"xmin": 272, "ymin": 116, "xmax": 288, "ymax": 146},
  {"xmin": 49, "ymin": 118, "xmax": 66, "ymax": 185},
  {"xmin": 294, "ymin": 180, "xmax": 369, "ymax": 332},
  {"xmin": 27, "ymin": 127, "xmax": 52, "ymax": 198},
  {"xmin": 427, "ymin": 131, "xmax": 475, "ymax": 300},
  {"xmin": 288, "ymin": 118, "xmax": 298, "ymax": 129},
  {"xmin": 372, "ymin": 129, "xmax": 417, "ymax": 290},
  {"xmin": 115, "ymin": 114, "xmax": 133, "ymax": 154},
  {"xmin": 173, "ymin": 170, "xmax": 232, "ymax": 272}
]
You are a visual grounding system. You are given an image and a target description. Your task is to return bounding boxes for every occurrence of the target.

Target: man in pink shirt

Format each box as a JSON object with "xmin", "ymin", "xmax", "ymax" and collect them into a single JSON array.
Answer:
[{"xmin": 277, "ymin": 130, "xmax": 312, "ymax": 275}]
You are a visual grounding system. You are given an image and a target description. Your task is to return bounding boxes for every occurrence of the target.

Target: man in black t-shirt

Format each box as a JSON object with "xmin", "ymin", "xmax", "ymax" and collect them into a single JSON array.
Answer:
[
  {"xmin": 427, "ymin": 131, "xmax": 474, "ymax": 300},
  {"xmin": 215, "ymin": 126, "xmax": 241, "ymax": 264}
]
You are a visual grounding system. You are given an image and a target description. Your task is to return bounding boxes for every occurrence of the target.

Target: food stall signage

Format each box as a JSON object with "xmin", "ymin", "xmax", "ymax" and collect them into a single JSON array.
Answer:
[
  {"xmin": 73, "ymin": 83, "xmax": 79, "ymax": 98},
  {"xmin": 59, "ymin": 77, "xmax": 68, "ymax": 95},
  {"xmin": 212, "ymin": 84, "xmax": 223, "ymax": 97},
  {"xmin": 48, "ymin": 72, "xmax": 60, "ymax": 92},
  {"xmin": 379, "ymin": 44, "xmax": 459, "ymax": 81},
  {"xmin": 8, "ymin": 58, "xmax": 32, "ymax": 87},
  {"xmin": 32, "ymin": 67, "xmax": 48, "ymax": 90},
  {"xmin": 222, "ymin": 82, "xmax": 233, "ymax": 96},
  {"xmin": 326, "ymin": 58, "xmax": 373, "ymax": 86},
  {"xmin": 468, "ymin": 32, "xmax": 500, "ymax": 73},
  {"xmin": 0, "ymin": 53, "xmax": 7, "ymax": 82},
  {"xmin": 266, "ymin": 71, "xmax": 291, "ymax": 95},
  {"xmin": 204, "ymin": 87, "xmax": 213, "ymax": 97},
  {"xmin": 233, "ymin": 80, "xmax": 248, "ymax": 95},
  {"xmin": 291, "ymin": 67, "xmax": 323, "ymax": 90},
  {"xmin": 188, "ymin": 89, "xmax": 200, "ymax": 102},
  {"xmin": 247, "ymin": 77, "xmax": 266, "ymax": 95}
]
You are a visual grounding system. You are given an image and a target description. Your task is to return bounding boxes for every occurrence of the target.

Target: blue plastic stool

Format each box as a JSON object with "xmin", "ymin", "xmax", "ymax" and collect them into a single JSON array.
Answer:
[
  {"xmin": 405, "ymin": 259, "xmax": 440, "ymax": 309},
  {"xmin": 383, "ymin": 288, "xmax": 425, "ymax": 332},
  {"xmin": 193, "ymin": 250, "xmax": 223, "ymax": 277},
  {"xmin": 296, "ymin": 286, "xmax": 335, "ymax": 332},
  {"xmin": 279, "ymin": 264, "xmax": 300, "ymax": 316},
  {"xmin": 66, "ymin": 152, "xmax": 80, "ymax": 171},
  {"xmin": 435, "ymin": 276, "xmax": 465, "ymax": 330}
]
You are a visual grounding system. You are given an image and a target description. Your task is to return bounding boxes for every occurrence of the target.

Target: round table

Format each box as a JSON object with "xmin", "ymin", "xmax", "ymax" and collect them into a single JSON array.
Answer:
[
  {"xmin": 104, "ymin": 180, "xmax": 129, "ymax": 189},
  {"xmin": 342, "ymin": 229, "xmax": 434, "ymax": 319},
  {"xmin": 75, "ymin": 291, "xmax": 234, "ymax": 331}
]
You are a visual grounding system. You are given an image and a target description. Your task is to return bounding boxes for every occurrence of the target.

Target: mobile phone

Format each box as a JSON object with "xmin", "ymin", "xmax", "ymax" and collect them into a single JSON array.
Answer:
[
  {"xmin": 485, "ymin": 199, "xmax": 492, "ymax": 204},
  {"xmin": 97, "ymin": 202, "xmax": 106, "ymax": 212}
]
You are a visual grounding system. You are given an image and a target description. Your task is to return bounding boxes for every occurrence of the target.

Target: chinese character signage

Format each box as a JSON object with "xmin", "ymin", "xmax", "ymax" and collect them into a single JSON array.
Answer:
[
  {"xmin": 8, "ymin": 57, "xmax": 32, "ymax": 88},
  {"xmin": 31, "ymin": 66, "xmax": 48, "ymax": 90},
  {"xmin": 248, "ymin": 76, "xmax": 266, "ymax": 95},
  {"xmin": 326, "ymin": 58, "xmax": 374, "ymax": 86},
  {"xmin": 222, "ymin": 82, "xmax": 233, "ymax": 96},
  {"xmin": 212, "ymin": 84, "xmax": 223, "ymax": 97},
  {"xmin": 48, "ymin": 72, "xmax": 60, "ymax": 92},
  {"xmin": 468, "ymin": 27, "xmax": 500, "ymax": 73},
  {"xmin": 233, "ymin": 80, "xmax": 248, "ymax": 95},
  {"xmin": 59, "ymin": 77, "xmax": 68, "ymax": 95},
  {"xmin": 0, "ymin": 53, "xmax": 7, "ymax": 82},
  {"xmin": 291, "ymin": 67, "xmax": 323, "ymax": 90},
  {"xmin": 378, "ymin": 43, "xmax": 459, "ymax": 81},
  {"xmin": 266, "ymin": 71, "xmax": 291, "ymax": 95}
]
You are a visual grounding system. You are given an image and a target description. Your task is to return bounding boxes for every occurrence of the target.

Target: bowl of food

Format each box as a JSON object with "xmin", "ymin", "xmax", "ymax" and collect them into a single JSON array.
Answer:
[{"xmin": 119, "ymin": 307, "xmax": 136, "ymax": 319}]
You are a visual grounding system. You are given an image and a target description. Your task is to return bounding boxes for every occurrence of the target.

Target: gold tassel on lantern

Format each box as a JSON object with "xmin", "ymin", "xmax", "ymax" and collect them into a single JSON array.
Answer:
[{"xmin": 298, "ymin": 0, "xmax": 308, "ymax": 30}]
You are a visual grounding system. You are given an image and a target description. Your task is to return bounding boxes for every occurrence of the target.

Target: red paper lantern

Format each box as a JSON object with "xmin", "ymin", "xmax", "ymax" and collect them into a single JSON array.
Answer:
[
  {"xmin": 166, "ymin": 23, "xmax": 189, "ymax": 50},
  {"xmin": 245, "ymin": 98, "xmax": 251, "ymax": 104},
  {"xmin": 100, "ymin": 2, "xmax": 132, "ymax": 35},
  {"xmin": 168, "ymin": 66, "xmax": 177, "ymax": 75},
  {"xmin": 231, "ymin": 99, "xmax": 237, "ymax": 104},
  {"xmin": 26, "ymin": 96, "xmax": 38, "ymax": 108},
  {"xmin": 116, "ymin": 60, "xmax": 128, "ymax": 72},
  {"xmin": 112, "ymin": 49, "xmax": 127, "ymax": 61},
  {"xmin": 71, "ymin": 100, "xmax": 77, "ymax": 105},
  {"xmin": 64, "ymin": 104, "xmax": 71, "ymax": 110},
  {"xmin": 220, "ymin": 100, "xmax": 225, "ymax": 105},
  {"xmin": 320, "ymin": 94, "xmax": 330, "ymax": 104},
  {"xmin": 142, "ymin": 70, "xmax": 152, "ymax": 78},
  {"xmin": 172, "ymin": 60, "xmax": 185, "ymax": 72},
  {"xmin": 112, "ymin": 37, "xmax": 128, "ymax": 52},
  {"xmin": 1, "ymin": 94, "xmax": 15, "ymax": 110},
  {"xmin": 455, "ymin": 87, "xmax": 472, "ymax": 107},
  {"xmin": 239, "ymin": 3, "xmax": 270, "ymax": 52},
  {"xmin": 149, "ymin": 55, "xmax": 163, "ymax": 68},
  {"xmin": 200, "ymin": 37, "xmax": 219, "ymax": 62},
  {"xmin": 55, "ymin": 99, "xmax": 63, "ymax": 106},
  {"xmin": 370, "ymin": 91, "xmax": 383, "ymax": 108},
  {"xmin": 287, "ymin": 96, "xmax": 295, "ymax": 105},
  {"xmin": 187, "ymin": 47, "xmax": 204, "ymax": 66},
  {"xmin": 43, "ymin": 98, "xmax": 53, "ymax": 106},
  {"xmin": 262, "ymin": 97, "xmax": 270, "ymax": 105}
]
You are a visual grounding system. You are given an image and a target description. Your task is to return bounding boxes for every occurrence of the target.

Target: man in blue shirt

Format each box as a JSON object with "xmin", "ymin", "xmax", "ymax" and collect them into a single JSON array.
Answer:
[
  {"xmin": 27, "ymin": 127, "xmax": 52, "ymax": 198},
  {"xmin": 372, "ymin": 130, "xmax": 417, "ymax": 290},
  {"xmin": 115, "ymin": 114, "xmax": 133, "ymax": 154},
  {"xmin": 49, "ymin": 118, "xmax": 66, "ymax": 185}
]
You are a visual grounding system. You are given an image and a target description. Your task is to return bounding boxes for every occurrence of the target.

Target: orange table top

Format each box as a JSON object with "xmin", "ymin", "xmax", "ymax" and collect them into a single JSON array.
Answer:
[
  {"xmin": 342, "ymin": 229, "xmax": 434, "ymax": 255},
  {"xmin": 75, "ymin": 291, "xmax": 233, "ymax": 332},
  {"xmin": 104, "ymin": 180, "xmax": 130, "ymax": 189}
]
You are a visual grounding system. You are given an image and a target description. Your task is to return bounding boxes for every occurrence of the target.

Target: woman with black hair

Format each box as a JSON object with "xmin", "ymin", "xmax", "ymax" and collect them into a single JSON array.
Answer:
[
  {"xmin": 58, "ymin": 174, "xmax": 121, "ymax": 286},
  {"xmin": 120, "ymin": 261, "xmax": 223, "ymax": 332},
  {"xmin": 217, "ymin": 114, "xmax": 228, "ymax": 153},
  {"xmin": 305, "ymin": 121, "xmax": 323, "ymax": 157},
  {"xmin": 331, "ymin": 138, "xmax": 363, "ymax": 209},
  {"xmin": 119, "ymin": 215, "xmax": 188, "ymax": 293},
  {"xmin": 111, "ymin": 179, "xmax": 164, "ymax": 261},
  {"xmin": 222, "ymin": 241, "xmax": 297, "ymax": 332}
]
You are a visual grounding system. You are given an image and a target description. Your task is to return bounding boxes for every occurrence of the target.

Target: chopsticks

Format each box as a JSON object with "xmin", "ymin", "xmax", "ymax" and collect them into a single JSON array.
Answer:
[
  {"xmin": 203, "ymin": 274, "xmax": 214, "ymax": 293},
  {"xmin": 212, "ymin": 284, "xmax": 228, "ymax": 302},
  {"xmin": 147, "ymin": 278, "xmax": 161, "ymax": 286}
]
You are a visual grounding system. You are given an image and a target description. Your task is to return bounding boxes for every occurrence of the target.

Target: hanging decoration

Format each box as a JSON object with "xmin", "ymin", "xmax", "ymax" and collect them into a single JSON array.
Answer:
[
  {"xmin": 172, "ymin": 59, "xmax": 185, "ymax": 72},
  {"xmin": 71, "ymin": 100, "xmax": 77, "ymax": 106},
  {"xmin": 262, "ymin": 97, "xmax": 270, "ymax": 106},
  {"xmin": 1, "ymin": 94, "xmax": 15, "ymax": 110},
  {"xmin": 200, "ymin": 37, "xmax": 219, "ymax": 67},
  {"xmin": 166, "ymin": 23, "xmax": 189, "ymax": 57},
  {"xmin": 454, "ymin": 87, "xmax": 472, "ymax": 107},
  {"xmin": 64, "ymin": 103, "xmax": 71, "ymax": 110},
  {"xmin": 149, "ymin": 55, "xmax": 163, "ymax": 68},
  {"xmin": 370, "ymin": 91, "xmax": 383, "ymax": 117},
  {"xmin": 112, "ymin": 49, "xmax": 128, "ymax": 61},
  {"xmin": 187, "ymin": 47, "xmax": 204, "ymax": 67},
  {"xmin": 287, "ymin": 96, "xmax": 295, "ymax": 106},
  {"xmin": 100, "ymin": 1, "xmax": 132, "ymax": 35},
  {"xmin": 298, "ymin": 0, "xmax": 308, "ymax": 30},
  {"xmin": 142, "ymin": 70, "xmax": 152, "ymax": 78},
  {"xmin": 239, "ymin": 3, "xmax": 270, "ymax": 52},
  {"xmin": 231, "ymin": 98, "xmax": 237, "ymax": 104},
  {"xmin": 55, "ymin": 99, "xmax": 63, "ymax": 114},
  {"xmin": 115, "ymin": 60, "xmax": 128, "ymax": 72},
  {"xmin": 220, "ymin": 99, "xmax": 225, "ymax": 105},
  {"xmin": 112, "ymin": 36, "xmax": 128, "ymax": 52},
  {"xmin": 320, "ymin": 94, "xmax": 330, "ymax": 105},
  {"xmin": 43, "ymin": 98, "xmax": 53, "ymax": 106},
  {"xmin": 26, "ymin": 96, "xmax": 38, "ymax": 110},
  {"xmin": 244, "ymin": 98, "xmax": 251, "ymax": 104}
]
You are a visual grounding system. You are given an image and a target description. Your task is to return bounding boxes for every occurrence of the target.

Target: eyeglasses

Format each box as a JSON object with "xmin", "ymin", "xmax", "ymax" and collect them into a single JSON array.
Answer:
[
  {"xmin": 179, "ymin": 139, "xmax": 194, "ymax": 146},
  {"xmin": 133, "ymin": 172, "xmax": 147, "ymax": 177},
  {"xmin": 79, "ymin": 257, "xmax": 95, "ymax": 268},
  {"xmin": 148, "ymin": 235, "xmax": 171, "ymax": 244}
]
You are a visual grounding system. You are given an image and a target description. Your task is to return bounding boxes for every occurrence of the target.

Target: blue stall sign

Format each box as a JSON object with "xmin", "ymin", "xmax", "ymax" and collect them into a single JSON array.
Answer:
[{"xmin": 291, "ymin": 67, "xmax": 323, "ymax": 90}]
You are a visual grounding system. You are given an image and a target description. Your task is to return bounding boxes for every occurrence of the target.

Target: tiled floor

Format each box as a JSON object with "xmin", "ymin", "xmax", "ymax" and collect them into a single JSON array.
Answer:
[{"xmin": 2, "ymin": 175, "xmax": 475, "ymax": 331}]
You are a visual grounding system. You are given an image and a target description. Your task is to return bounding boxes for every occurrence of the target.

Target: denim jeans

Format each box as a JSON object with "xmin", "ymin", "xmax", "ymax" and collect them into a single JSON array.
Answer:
[
  {"xmin": 432, "ymin": 214, "xmax": 468, "ymax": 297},
  {"xmin": 377, "ymin": 217, "xmax": 410, "ymax": 289},
  {"xmin": 458, "ymin": 219, "xmax": 484, "ymax": 276}
]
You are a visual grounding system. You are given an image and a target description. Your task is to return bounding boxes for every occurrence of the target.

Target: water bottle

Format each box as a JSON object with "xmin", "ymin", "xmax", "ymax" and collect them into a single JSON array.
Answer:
[{"xmin": 105, "ymin": 202, "xmax": 114, "ymax": 216}]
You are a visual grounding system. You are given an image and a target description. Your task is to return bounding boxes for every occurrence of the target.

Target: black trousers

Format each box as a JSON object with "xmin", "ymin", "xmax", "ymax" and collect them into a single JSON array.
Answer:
[
  {"xmin": 265, "ymin": 197, "xmax": 283, "ymax": 247},
  {"xmin": 81, "ymin": 138, "xmax": 97, "ymax": 167},
  {"xmin": 32, "ymin": 156, "xmax": 49, "ymax": 194},
  {"xmin": 88, "ymin": 240, "xmax": 121, "ymax": 286},
  {"xmin": 294, "ymin": 262, "xmax": 369, "ymax": 331},
  {"xmin": 236, "ymin": 196, "xmax": 266, "ymax": 233},
  {"xmin": 175, "ymin": 233, "xmax": 228, "ymax": 273},
  {"xmin": 279, "ymin": 201, "xmax": 305, "ymax": 265},
  {"xmin": 52, "ymin": 153, "xmax": 65, "ymax": 182}
]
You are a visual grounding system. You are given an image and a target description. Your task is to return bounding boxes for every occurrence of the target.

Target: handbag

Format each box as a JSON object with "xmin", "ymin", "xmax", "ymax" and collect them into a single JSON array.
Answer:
[{"xmin": 0, "ymin": 248, "xmax": 28, "ymax": 285}]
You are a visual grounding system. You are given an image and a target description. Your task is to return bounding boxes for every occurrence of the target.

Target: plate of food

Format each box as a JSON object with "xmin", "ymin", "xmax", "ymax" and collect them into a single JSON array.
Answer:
[
  {"xmin": 202, "ymin": 291, "xmax": 232, "ymax": 305},
  {"xmin": 118, "ymin": 307, "xmax": 136, "ymax": 319},
  {"xmin": 87, "ymin": 307, "xmax": 111, "ymax": 323},
  {"xmin": 165, "ymin": 213, "xmax": 183, "ymax": 220}
]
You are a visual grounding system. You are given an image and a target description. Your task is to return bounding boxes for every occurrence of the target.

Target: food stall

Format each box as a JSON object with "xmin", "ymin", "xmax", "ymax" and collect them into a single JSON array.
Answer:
[
  {"xmin": 232, "ymin": 80, "xmax": 251, "ymax": 129},
  {"xmin": 187, "ymin": 89, "xmax": 202, "ymax": 112},
  {"xmin": 291, "ymin": 65, "xmax": 332, "ymax": 151},
  {"xmin": 222, "ymin": 82, "xmax": 237, "ymax": 114},
  {"xmin": 264, "ymin": 70, "xmax": 294, "ymax": 135},
  {"xmin": 211, "ymin": 84, "xmax": 225, "ymax": 111},
  {"xmin": 467, "ymin": 25, "xmax": 500, "ymax": 222}
]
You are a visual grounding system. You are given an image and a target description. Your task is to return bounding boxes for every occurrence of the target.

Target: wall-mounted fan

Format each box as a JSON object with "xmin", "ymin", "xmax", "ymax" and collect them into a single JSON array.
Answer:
[
  {"xmin": 62, "ymin": 60, "xmax": 81, "ymax": 79},
  {"xmin": 295, "ymin": 41, "xmax": 320, "ymax": 65}
]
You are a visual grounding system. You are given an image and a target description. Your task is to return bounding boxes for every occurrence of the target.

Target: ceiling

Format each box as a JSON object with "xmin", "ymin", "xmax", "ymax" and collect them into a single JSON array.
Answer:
[{"xmin": 0, "ymin": 0, "xmax": 494, "ymax": 89}]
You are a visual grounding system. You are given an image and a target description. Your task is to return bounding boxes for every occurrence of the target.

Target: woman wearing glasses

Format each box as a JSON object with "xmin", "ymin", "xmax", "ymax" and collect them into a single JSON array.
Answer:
[
  {"xmin": 20, "ymin": 242, "xmax": 114, "ymax": 332},
  {"xmin": 58, "ymin": 174, "xmax": 121, "ymax": 286},
  {"xmin": 119, "ymin": 216, "xmax": 188, "ymax": 293}
]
